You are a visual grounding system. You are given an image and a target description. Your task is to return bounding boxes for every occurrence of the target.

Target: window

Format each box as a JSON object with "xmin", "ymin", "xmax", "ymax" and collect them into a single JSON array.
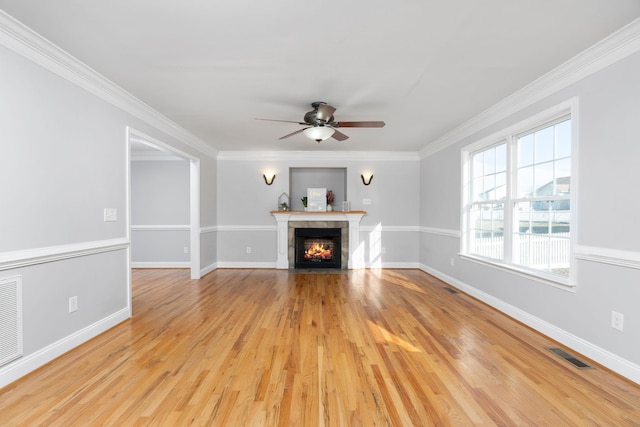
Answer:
[{"xmin": 463, "ymin": 103, "xmax": 575, "ymax": 286}]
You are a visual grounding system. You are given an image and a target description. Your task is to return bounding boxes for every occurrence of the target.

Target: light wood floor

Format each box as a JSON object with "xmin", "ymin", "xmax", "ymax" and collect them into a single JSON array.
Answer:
[{"xmin": 1, "ymin": 269, "xmax": 639, "ymax": 426}]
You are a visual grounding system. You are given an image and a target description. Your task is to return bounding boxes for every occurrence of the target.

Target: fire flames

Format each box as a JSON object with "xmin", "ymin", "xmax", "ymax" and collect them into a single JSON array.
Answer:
[{"xmin": 304, "ymin": 241, "xmax": 333, "ymax": 260}]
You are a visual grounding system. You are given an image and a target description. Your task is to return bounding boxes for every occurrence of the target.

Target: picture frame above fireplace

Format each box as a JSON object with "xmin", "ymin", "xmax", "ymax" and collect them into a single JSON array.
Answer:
[{"xmin": 306, "ymin": 188, "xmax": 327, "ymax": 212}]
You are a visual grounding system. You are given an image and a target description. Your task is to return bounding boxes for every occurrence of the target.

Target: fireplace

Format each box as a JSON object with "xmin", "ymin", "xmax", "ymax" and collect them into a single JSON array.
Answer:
[{"xmin": 295, "ymin": 228, "xmax": 341, "ymax": 269}]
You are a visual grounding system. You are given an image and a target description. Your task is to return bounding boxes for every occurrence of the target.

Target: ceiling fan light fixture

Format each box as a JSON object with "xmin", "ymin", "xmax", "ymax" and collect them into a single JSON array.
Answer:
[{"xmin": 303, "ymin": 126, "xmax": 335, "ymax": 142}]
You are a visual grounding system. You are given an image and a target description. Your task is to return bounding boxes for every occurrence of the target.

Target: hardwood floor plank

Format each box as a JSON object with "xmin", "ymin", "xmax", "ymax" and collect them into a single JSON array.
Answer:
[{"xmin": 1, "ymin": 268, "xmax": 639, "ymax": 426}]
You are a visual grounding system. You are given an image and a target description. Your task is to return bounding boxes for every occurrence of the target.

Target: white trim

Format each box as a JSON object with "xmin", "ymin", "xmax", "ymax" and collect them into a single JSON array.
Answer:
[
  {"xmin": 459, "ymin": 254, "xmax": 575, "ymax": 292},
  {"xmin": 458, "ymin": 99, "xmax": 578, "ymax": 289},
  {"xmin": 131, "ymin": 262, "xmax": 191, "ymax": 269},
  {"xmin": 131, "ymin": 152, "xmax": 185, "ymax": 162},
  {"xmin": 190, "ymin": 159, "xmax": 201, "ymax": 279},
  {"xmin": 575, "ymin": 245, "xmax": 640, "ymax": 270},
  {"xmin": 126, "ymin": 127, "xmax": 201, "ymax": 280},
  {"xmin": 367, "ymin": 262, "xmax": 419, "ymax": 269},
  {"xmin": 200, "ymin": 262, "xmax": 218, "ymax": 276},
  {"xmin": 361, "ymin": 225, "xmax": 420, "ymax": 233},
  {"xmin": 419, "ymin": 226, "xmax": 461, "ymax": 238},
  {"xmin": 0, "ymin": 238, "xmax": 129, "ymax": 271},
  {"xmin": 217, "ymin": 151, "xmax": 420, "ymax": 161},
  {"xmin": 131, "ymin": 225, "xmax": 190, "ymax": 231},
  {"xmin": 216, "ymin": 225, "xmax": 277, "ymax": 232},
  {"xmin": 0, "ymin": 12, "xmax": 217, "ymax": 160},
  {"xmin": 418, "ymin": 263, "xmax": 640, "ymax": 385},
  {"xmin": 0, "ymin": 308, "xmax": 130, "ymax": 389},
  {"xmin": 419, "ymin": 18, "xmax": 640, "ymax": 158},
  {"xmin": 216, "ymin": 262, "xmax": 277, "ymax": 269},
  {"xmin": 200, "ymin": 226, "xmax": 218, "ymax": 234}
]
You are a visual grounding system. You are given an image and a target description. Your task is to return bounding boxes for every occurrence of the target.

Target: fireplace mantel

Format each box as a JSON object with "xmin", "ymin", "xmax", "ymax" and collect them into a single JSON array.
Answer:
[{"xmin": 271, "ymin": 211, "xmax": 366, "ymax": 269}]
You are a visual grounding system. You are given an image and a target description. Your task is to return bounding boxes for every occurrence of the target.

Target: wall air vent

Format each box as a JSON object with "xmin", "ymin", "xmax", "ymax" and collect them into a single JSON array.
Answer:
[{"xmin": 0, "ymin": 276, "xmax": 23, "ymax": 367}]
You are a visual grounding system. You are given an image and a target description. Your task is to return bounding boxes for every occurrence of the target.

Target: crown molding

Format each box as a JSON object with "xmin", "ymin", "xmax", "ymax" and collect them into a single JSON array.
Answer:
[
  {"xmin": 0, "ymin": 10, "xmax": 217, "ymax": 159},
  {"xmin": 217, "ymin": 151, "xmax": 420, "ymax": 161},
  {"xmin": 419, "ymin": 18, "xmax": 640, "ymax": 159}
]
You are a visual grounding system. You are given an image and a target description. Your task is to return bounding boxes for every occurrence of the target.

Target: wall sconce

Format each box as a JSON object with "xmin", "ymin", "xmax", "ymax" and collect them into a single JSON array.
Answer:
[
  {"xmin": 263, "ymin": 173, "xmax": 276, "ymax": 185},
  {"xmin": 361, "ymin": 173, "xmax": 374, "ymax": 185}
]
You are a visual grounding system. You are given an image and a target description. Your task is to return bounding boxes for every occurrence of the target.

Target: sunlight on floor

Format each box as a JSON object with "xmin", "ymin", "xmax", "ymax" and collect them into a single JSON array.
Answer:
[{"xmin": 367, "ymin": 320, "xmax": 422, "ymax": 353}]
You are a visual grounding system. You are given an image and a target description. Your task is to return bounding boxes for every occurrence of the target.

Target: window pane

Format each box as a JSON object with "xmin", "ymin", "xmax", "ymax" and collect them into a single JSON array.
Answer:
[
  {"xmin": 495, "ymin": 144, "xmax": 507, "ymax": 172},
  {"xmin": 534, "ymin": 126, "xmax": 554, "ymax": 164},
  {"xmin": 473, "ymin": 152, "xmax": 484, "ymax": 178},
  {"xmin": 517, "ymin": 166, "xmax": 534, "ymax": 197},
  {"xmin": 470, "ymin": 203, "xmax": 504, "ymax": 260},
  {"xmin": 513, "ymin": 201, "xmax": 570, "ymax": 277},
  {"xmin": 554, "ymin": 159, "xmax": 571, "ymax": 195},
  {"xmin": 555, "ymin": 119, "xmax": 571, "ymax": 159},
  {"xmin": 472, "ymin": 177, "xmax": 484, "ymax": 201},
  {"xmin": 484, "ymin": 174, "xmax": 495, "ymax": 197},
  {"xmin": 533, "ymin": 162, "xmax": 554, "ymax": 197},
  {"xmin": 518, "ymin": 134, "xmax": 534, "ymax": 167},
  {"xmin": 466, "ymin": 115, "xmax": 571, "ymax": 281}
]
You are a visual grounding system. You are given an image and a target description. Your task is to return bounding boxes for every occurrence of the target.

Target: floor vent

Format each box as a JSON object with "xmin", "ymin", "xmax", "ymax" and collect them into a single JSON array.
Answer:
[
  {"xmin": 547, "ymin": 347, "xmax": 593, "ymax": 370},
  {"xmin": 443, "ymin": 287, "xmax": 458, "ymax": 294},
  {"xmin": 0, "ymin": 276, "xmax": 23, "ymax": 367}
]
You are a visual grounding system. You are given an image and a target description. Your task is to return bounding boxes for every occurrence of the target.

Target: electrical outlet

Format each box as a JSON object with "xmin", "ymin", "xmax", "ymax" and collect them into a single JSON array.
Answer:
[
  {"xmin": 183, "ymin": 246, "xmax": 189, "ymax": 254},
  {"xmin": 362, "ymin": 198, "xmax": 372, "ymax": 205},
  {"xmin": 450, "ymin": 257, "xmax": 455, "ymax": 266},
  {"xmin": 381, "ymin": 247, "xmax": 386, "ymax": 254},
  {"xmin": 246, "ymin": 246, "xmax": 252, "ymax": 254},
  {"xmin": 69, "ymin": 296, "xmax": 78, "ymax": 313},
  {"xmin": 611, "ymin": 311, "xmax": 624, "ymax": 331}
]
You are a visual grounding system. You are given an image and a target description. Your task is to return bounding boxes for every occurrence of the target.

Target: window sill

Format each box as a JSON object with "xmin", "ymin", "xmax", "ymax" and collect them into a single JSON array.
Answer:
[{"xmin": 459, "ymin": 253, "xmax": 576, "ymax": 292}]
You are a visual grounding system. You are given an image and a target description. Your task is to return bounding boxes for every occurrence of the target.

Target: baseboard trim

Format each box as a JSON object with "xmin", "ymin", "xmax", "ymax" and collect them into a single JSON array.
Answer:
[
  {"xmin": 418, "ymin": 263, "xmax": 640, "ymax": 385},
  {"xmin": 0, "ymin": 307, "xmax": 130, "ymax": 389},
  {"xmin": 131, "ymin": 262, "xmax": 190, "ymax": 269},
  {"xmin": 200, "ymin": 262, "xmax": 218, "ymax": 276},
  {"xmin": 216, "ymin": 262, "xmax": 277, "ymax": 269}
]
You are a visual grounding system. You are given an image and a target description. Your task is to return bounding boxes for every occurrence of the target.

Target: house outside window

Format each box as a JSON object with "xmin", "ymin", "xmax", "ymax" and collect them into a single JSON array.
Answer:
[{"xmin": 462, "ymin": 100, "xmax": 576, "ymax": 287}]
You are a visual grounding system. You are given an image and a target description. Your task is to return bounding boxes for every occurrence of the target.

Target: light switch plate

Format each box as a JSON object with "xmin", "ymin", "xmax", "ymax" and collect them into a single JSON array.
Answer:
[
  {"xmin": 104, "ymin": 208, "xmax": 117, "ymax": 222},
  {"xmin": 362, "ymin": 198, "xmax": 372, "ymax": 205}
]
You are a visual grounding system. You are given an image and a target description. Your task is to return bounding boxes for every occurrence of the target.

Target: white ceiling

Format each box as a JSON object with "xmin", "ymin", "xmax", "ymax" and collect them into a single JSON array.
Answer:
[{"xmin": 2, "ymin": 1, "xmax": 640, "ymax": 153}]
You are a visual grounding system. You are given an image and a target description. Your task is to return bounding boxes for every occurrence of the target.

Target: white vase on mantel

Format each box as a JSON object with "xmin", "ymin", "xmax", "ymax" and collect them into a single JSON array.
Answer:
[{"xmin": 327, "ymin": 204, "xmax": 333, "ymax": 212}]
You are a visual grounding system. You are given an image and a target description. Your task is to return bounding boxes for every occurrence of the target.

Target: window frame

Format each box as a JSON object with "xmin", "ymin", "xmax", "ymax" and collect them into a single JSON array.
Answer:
[{"xmin": 460, "ymin": 99, "xmax": 578, "ymax": 290}]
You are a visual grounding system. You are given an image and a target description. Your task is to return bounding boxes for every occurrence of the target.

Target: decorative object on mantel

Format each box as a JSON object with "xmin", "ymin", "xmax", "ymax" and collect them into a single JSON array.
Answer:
[
  {"xmin": 307, "ymin": 188, "xmax": 327, "ymax": 212},
  {"xmin": 342, "ymin": 201, "xmax": 351, "ymax": 212},
  {"xmin": 326, "ymin": 189, "xmax": 335, "ymax": 211},
  {"xmin": 278, "ymin": 192, "xmax": 290, "ymax": 211},
  {"xmin": 263, "ymin": 172, "xmax": 276, "ymax": 185},
  {"xmin": 301, "ymin": 196, "xmax": 308, "ymax": 211},
  {"xmin": 361, "ymin": 172, "xmax": 374, "ymax": 185}
]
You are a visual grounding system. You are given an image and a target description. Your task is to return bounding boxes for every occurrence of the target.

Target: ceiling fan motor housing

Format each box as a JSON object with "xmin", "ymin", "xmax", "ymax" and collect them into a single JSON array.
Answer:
[{"xmin": 304, "ymin": 102, "xmax": 334, "ymax": 125}]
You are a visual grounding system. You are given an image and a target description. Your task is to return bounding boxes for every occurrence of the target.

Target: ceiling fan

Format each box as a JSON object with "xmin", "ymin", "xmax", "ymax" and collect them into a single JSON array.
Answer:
[{"xmin": 256, "ymin": 102, "xmax": 385, "ymax": 143}]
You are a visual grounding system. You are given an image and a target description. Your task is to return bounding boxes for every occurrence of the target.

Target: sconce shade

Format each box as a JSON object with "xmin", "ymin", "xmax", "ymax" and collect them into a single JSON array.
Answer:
[
  {"xmin": 361, "ymin": 173, "xmax": 373, "ymax": 185},
  {"xmin": 303, "ymin": 126, "xmax": 335, "ymax": 142},
  {"xmin": 263, "ymin": 173, "xmax": 276, "ymax": 185}
]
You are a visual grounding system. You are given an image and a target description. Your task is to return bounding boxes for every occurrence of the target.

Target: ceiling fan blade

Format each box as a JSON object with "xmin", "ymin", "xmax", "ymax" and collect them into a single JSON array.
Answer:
[
  {"xmin": 334, "ymin": 121, "xmax": 385, "ymax": 128},
  {"xmin": 331, "ymin": 130, "xmax": 349, "ymax": 141},
  {"xmin": 255, "ymin": 118, "xmax": 306, "ymax": 125},
  {"xmin": 278, "ymin": 128, "xmax": 306, "ymax": 140},
  {"xmin": 316, "ymin": 104, "xmax": 336, "ymax": 122}
]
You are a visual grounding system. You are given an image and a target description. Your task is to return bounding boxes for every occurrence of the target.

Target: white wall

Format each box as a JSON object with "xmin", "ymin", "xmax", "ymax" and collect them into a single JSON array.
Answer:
[
  {"xmin": 0, "ymin": 17, "xmax": 217, "ymax": 387},
  {"xmin": 130, "ymin": 160, "xmax": 191, "ymax": 267},
  {"xmin": 216, "ymin": 153, "xmax": 421, "ymax": 268},
  {"xmin": 419, "ymin": 48, "xmax": 640, "ymax": 382}
]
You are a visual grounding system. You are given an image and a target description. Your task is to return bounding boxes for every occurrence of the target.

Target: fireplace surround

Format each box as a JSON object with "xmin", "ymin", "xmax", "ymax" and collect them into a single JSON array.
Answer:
[{"xmin": 271, "ymin": 211, "xmax": 366, "ymax": 269}]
